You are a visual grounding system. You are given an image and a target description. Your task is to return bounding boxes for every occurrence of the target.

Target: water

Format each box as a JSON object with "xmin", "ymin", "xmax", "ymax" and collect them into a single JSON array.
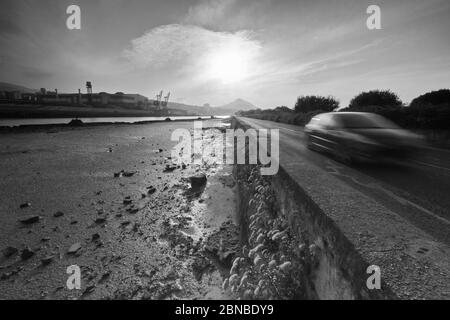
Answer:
[{"xmin": 0, "ymin": 116, "xmax": 229, "ymax": 127}]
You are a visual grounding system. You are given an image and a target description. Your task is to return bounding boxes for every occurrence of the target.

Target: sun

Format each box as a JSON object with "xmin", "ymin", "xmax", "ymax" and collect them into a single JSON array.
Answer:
[{"xmin": 206, "ymin": 48, "xmax": 251, "ymax": 84}]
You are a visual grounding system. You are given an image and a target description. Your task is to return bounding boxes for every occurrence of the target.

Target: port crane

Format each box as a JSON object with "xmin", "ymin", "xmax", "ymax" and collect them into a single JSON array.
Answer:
[
  {"xmin": 162, "ymin": 92, "xmax": 170, "ymax": 107},
  {"xmin": 154, "ymin": 90, "xmax": 163, "ymax": 107}
]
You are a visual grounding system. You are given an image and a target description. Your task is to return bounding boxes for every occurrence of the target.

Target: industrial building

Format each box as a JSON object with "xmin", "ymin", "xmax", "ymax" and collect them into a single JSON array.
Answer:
[{"xmin": 0, "ymin": 89, "xmax": 157, "ymax": 110}]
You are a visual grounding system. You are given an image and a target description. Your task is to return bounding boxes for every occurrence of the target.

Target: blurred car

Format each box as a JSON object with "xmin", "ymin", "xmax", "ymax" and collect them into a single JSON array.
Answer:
[{"xmin": 304, "ymin": 112, "xmax": 424, "ymax": 164}]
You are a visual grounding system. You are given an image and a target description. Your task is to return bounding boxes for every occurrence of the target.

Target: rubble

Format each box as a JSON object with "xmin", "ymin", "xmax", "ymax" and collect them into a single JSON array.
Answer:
[
  {"xmin": 19, "ymin": 215, "xmax": 41, "ymax": 225},
  {"xmin": 2, "ymin": 246, "xmax": 18, "ymax": 258},
  {"xmin": 189, "ymin": 174, "xmax": 207, "ymax": 189},
  {"xmin": 53, "ymin": 211, "xmax": 64, "ymax": 218},
  {"xmin": 19, "ymin": 203, "xmax": 31, "ymax": 209},
  {"xmin": 41, "ymin": 255, "xmax": 54, "ymax": 266},
  {"xmin": 67, "ymin": 243, "xmax": 82, "ymax": 255},
  {"xmin": 20, "ymin": 247, "xmax": 35, "ymax": 260}
]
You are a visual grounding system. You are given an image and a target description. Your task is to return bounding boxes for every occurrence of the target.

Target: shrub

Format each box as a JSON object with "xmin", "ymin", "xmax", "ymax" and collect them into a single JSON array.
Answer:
[
  {"xmin": 349, "ymin": 90, "xmax": 402, "ymax": 109},
  {"xmin": 410, "ymin": 89, "xmax": 450, "ymax": 107},
  {"xmin": 294, "ymin": 96, "xmax": 339, "ymax": 113}
]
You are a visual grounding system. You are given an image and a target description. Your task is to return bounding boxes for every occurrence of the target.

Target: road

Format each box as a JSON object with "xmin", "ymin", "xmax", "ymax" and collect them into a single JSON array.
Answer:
[{"xmin": 238, "ymin": 117, "xmax": 450, "ymax": 246}]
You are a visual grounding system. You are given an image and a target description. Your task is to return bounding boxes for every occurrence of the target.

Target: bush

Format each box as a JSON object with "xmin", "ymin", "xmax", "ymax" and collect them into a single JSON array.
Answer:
[
  {"xmin": 410, "ymin": 89, "xmax": 450, "ymax": 107},
  {"xmin": 294, "ymin": 95, "xmax": 339, "ymax": 113},
  {"xmin": 349, "ymin": 90, "xmax": 402, "ymax": 109}
]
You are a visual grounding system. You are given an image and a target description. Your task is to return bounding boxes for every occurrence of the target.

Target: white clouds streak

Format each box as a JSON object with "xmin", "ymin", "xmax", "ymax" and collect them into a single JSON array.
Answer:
[{"xmin": 122, "ymin": 24, "xmax": 261, "ymax": 79}]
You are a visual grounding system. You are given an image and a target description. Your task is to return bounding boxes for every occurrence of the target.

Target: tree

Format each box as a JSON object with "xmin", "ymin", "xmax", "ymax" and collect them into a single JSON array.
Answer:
[
  {"xmin": 274, "ymin": 106, "xmax": 293, "ymax": 113},
  {"xmin": 410, "ymin": 89, "xmax": 450, "ymax": 107},
  {"xmin": 348, "ymin": 90, "xmax": 402, "ymax": 110},
  {"xmin": 294, "ymin": 95, "xmax": 339, "ymax": 113}
]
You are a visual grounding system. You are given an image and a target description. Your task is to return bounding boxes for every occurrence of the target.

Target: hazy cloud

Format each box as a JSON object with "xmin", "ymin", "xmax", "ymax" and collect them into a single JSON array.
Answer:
[
  {"xmin": 184, "ymin": 0, "xmax": 270, "ymax": 31},
  {"xmin": 123, "ymin": 24, "xmax": 261, "ymax": 74}
]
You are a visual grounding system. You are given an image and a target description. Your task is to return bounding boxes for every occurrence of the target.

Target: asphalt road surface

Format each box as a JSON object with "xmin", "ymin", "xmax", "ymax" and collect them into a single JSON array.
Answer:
[{"xmin": 238, "ymin": 117, "xmax": 450, "ymax": 246}]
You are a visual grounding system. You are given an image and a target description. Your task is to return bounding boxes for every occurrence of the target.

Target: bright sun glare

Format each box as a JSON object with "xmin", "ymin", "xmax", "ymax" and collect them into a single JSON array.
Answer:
[{"xmin": 207, "ymin": 48, "xmax": 251, "ymax": 84}]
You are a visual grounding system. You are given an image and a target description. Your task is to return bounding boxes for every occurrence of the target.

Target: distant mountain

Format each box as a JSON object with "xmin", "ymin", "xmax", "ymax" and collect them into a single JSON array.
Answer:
[
  {"xmin": 215, "ymin": 99, "xmax": 257, "ymax": 114},
  {"xmin": 0, "ymin": 82, "xmax": 37, "ymax": 93},
  {"xmin": 168, "ymin": 98, "xmax": 257, "ymax": 116}
]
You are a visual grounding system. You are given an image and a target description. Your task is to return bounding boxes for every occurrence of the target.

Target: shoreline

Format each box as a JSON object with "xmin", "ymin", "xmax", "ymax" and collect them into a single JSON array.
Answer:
[{"xmin": 0, "ymin": 117, "xmax": 228, "ymax": 134}]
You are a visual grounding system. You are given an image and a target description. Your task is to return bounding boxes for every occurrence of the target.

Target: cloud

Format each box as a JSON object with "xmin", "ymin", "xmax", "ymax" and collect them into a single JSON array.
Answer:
[
  {"xmin": 185, "ymin": 0, "xmax": 237, "ymax": 28},
  {"xmin": 122, "ymin": 24, "xmax": 261, "ymax": 77},
  {"xmin": 184, "ymin": 0, "xmax": 270, "ymax": 31},
  {"xmin": 22, "ymin": 68, "xmax": 53, "ymax": 81},
  {"xmin": 0, "ymin": 19, "xmax": 24, "ymax": 37}
]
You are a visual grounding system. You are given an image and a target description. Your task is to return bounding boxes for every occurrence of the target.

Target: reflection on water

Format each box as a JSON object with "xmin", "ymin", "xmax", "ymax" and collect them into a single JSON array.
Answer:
[{"xmin": 0, "ymin": 116, "xmax": 230, "ymax": 127}]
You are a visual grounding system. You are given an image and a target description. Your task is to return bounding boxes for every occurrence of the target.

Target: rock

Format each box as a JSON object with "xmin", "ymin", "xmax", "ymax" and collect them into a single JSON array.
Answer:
[
  {"xmin": 41, "ymin": 255, "xmax": 54, "ymax": 266},
  {"xmin": 99, "ymin": 272, "xmax": 111, "ymax": 283},
  {"xmin": 114, "ymin": 170, "xmax": 135, "ymax": 178},
  {"xmin": 91, "ymin": 233, "xmax": 100, "ymax": 241},
  {"xmin": 279, "ymin": 261, "xmax": 292, "ymax": 273},
  {"xmin": 19, "ymin": 202, "xmax": 31, "ymax": 209},
  {"xmin": 53, "ymin": 211, "xmax": 64, "ymax": 218},
  {"xmin": 189, "ymin": 174, "xmax": 207, "ymax": 189},
  {"xmin": 67, "ymin": 243, "xmax": 82, "ymax": 255},
  {"xmin": 147, "ymin": 186, "xmax": 157, "ymax": 195},
  {"xmin": 268, "ymin": 260, "xmax": 277, "ymax": 269},
  {"xmin": 222, "ymin": 279, "xmax": 229, "ymax": 290},
  {"xmin": 122, "ymin": 171, "xmax": 136, "ymax": 178},
  {"xmin": 123, "ymin": 199, "xmax": 133, "ymax": 205},
  {"xmin": 253, "ymin": 255, "xmax": 263, "ymax": 267},
  {"xmin": 95, "ymin": 218, "xmax": 106, "ymax": 224},
  {"xmin": 3, "ymin": 246, "xmax": 18, "ymax": 258},
  {"xmin": 127, "ymin": 208, "xmax": 139, "ymax": 214},
  {"xmin": 243, "ymin": 289, "xmax": 253, "ymax": 300},
  {"xmin": 163, "ymin": 165, "xmax": 177, "ymax": 173},
  {"xmin": 219, "ymin": 251, "xmax": 235, "ymax": 266},
  {"xmin": 19, "ymin": 215, "xmax": 40, "ymax": 225},
  {"xmin": 20, "ymin": 247, "xmax": 35, "ymax": 260},
  {"xmin": 68, "ymin": 119, "xmax": 83, "ymax": 127},
  {"xmin": 82, "ymin": 284, "xmax": 95, "ymax": 296}
]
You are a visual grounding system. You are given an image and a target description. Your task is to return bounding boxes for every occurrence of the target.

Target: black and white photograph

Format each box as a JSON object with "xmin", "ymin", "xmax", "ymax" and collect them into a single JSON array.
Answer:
[{"xmin": 0, "ymin": 0, "xmax": 449, "ymax": 306}]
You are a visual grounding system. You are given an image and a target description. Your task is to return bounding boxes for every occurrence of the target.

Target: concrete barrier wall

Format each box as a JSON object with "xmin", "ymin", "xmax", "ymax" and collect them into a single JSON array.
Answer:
[{"xmin": 231, "ymin": 116, "xmax": 450, "ymax": 300}]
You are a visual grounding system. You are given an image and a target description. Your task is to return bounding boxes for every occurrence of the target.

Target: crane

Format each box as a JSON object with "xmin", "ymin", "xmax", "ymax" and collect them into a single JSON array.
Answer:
[
  {"xmin": 162, "ymin": 92, "xmax": 170, "ymax": 107},
  {"xmin": 154, "ymin": 90, "xmax": 163, "ymax": 108}
]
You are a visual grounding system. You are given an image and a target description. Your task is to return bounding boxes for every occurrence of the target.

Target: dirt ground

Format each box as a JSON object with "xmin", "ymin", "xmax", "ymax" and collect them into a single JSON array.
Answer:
[{"xmin": 0, "ymin": 119, "xmax": 239, "ymax": 300}]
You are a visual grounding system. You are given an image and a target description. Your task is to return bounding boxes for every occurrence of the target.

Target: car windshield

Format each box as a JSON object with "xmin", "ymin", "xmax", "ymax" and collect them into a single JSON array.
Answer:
[{"xmin": 334, "ymin": 114, "xmax": 400, "ymax": 129}]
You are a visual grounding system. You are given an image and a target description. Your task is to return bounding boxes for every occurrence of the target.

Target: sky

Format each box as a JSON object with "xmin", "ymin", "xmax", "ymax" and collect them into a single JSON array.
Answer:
[{"xmin": 0, "ymin": 0, "xmax": 449, "ymax": 108}]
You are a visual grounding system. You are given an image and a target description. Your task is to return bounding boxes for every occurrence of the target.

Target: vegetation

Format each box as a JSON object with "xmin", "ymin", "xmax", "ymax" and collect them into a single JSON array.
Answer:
[
  {"xmin": 238, "ymin": 89, "xmax": 450, "ymax": 130},
  {"xmin": 348, "ymin": 90, "xmax": 402, "ymax": 110},
  {"xmin": 410, "ymin": 89, "xmax": 450, "ymax": 107},
  {"xmin": 238, "ymin": 95, "xmax": 340, "ymax": 126},
  {"xmin": 294, "ymin": 95, "xmax": 339, "ymax": 113}
]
